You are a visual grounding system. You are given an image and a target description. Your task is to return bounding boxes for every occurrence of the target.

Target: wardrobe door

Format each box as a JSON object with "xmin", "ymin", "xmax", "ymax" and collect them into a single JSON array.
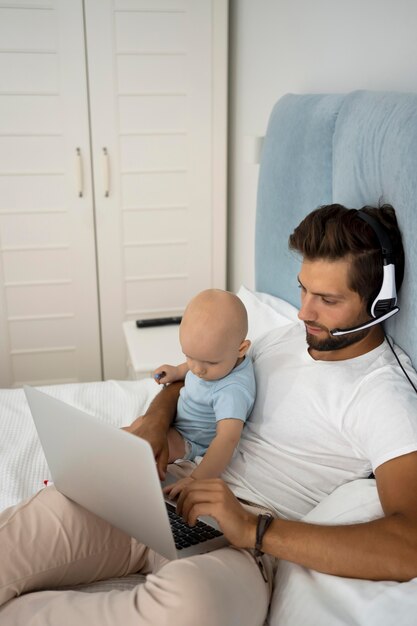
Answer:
[
  {"xmin": 0, "ymin": 0, "xmax": 102, "ymax": 386},
  {"xmin": 85, "ymin": 0, "xmax": 228, "ymax": 379}
]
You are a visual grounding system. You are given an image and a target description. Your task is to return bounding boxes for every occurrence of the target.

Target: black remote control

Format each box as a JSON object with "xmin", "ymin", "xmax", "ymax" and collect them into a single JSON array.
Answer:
[{"xmin": 136, "ymin": 316, "xmax": 182, "ymax": 328}]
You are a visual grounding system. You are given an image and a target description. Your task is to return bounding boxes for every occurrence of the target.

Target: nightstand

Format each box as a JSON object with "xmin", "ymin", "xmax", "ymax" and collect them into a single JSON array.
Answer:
[{"xmin": 122, "ymin": 321, "xmax": 184, "ymax": 380}]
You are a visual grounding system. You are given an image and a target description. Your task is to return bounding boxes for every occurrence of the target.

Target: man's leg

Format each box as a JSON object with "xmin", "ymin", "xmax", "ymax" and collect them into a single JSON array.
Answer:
[
  {"xmin": 0, "ymin": 485, "xmax": 273, "ymax": 626},
  {"xmin": 1, "ymin": 548, "xmax": 272, "ymax": 626},
  {"xmin": 0, "ymin": 486, "xmax": 150, "ymax": 606}
]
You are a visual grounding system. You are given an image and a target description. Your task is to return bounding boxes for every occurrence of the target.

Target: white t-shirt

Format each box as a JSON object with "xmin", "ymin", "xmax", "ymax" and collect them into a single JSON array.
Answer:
[{"xmin": 222, "ymin": 322, "xmax": 417, "ymax": 520}]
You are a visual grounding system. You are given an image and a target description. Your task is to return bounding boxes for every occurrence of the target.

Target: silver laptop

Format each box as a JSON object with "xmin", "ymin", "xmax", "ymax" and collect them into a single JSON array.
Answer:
[{"xmin": 24, "ymin": 385, "xmax": 228, "ymax": 561}]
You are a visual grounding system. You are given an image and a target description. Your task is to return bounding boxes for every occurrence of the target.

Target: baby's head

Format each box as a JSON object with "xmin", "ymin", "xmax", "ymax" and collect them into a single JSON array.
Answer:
[{"xmin": 179, "ymin": 289, "xmax": 250, "ymax": 381}]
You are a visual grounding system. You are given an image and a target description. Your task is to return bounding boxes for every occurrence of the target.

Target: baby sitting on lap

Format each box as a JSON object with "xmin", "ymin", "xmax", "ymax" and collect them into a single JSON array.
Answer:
[{"xmin": 154, "ymin": 289, "xmax": 256, "ymax": 499}]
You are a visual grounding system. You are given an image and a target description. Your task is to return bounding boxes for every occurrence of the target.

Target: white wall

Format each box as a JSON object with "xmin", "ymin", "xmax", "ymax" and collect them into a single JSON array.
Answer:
[{"xmin": 228, "ymin": 0, "xmax": 417, "ymax": 292}]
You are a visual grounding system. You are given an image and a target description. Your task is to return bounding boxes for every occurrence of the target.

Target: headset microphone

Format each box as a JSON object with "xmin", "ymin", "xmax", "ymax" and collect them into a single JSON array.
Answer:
[
  {"xmin": 330, "ymin": 306, "xmax": 399, "ymax": 336},
  {"xmin": 330, "ymin": 210, "xmax": 399, "ymax": 337}
]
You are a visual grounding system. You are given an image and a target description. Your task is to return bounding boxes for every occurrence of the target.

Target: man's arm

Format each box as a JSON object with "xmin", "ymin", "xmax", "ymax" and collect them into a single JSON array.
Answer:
[
  {"xmin": 259, "ymin": 451, "xmax": 417, "ymax": 581},
  {"xmin": 124, "ymin": 381, "xmax": 183, "ymax": 479},
  {"xmin": 177, "ymin": 451, "xmax": 417, "ymax": 582}
]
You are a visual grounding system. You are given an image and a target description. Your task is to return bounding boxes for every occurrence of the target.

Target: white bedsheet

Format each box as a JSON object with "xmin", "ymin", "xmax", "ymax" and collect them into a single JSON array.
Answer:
[{"xmin": 0, "ymin": 378, "xmax": 159, "ymax": 511}]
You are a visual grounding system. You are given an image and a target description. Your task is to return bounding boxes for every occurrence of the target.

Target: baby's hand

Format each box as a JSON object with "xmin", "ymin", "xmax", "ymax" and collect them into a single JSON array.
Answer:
[
  {"xmin": 163, "ymin": 476, "xmax": 196, "ymax": 500},
  {"xmin": 153, "ymin": 364, "xmax": 179, "ymax": 385}
]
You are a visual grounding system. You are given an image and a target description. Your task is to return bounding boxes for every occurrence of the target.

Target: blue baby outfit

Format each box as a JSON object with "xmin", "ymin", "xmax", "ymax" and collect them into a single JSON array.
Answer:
[{"xmin": 175, "ymin": 356, "xmax": 256, "ymax": 459}]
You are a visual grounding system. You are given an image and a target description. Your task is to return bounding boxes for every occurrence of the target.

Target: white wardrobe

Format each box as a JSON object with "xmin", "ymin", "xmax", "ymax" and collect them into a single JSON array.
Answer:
[{"xmin": 0, "ymin": 0, "xmax": 228, "ymax": 387}]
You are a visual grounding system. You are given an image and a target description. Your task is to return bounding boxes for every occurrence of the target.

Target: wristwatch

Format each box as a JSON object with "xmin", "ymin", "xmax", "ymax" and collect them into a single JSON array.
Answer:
[{"xmin": 254, "ymin": 513, "xmax": 274, "ymax": 557}]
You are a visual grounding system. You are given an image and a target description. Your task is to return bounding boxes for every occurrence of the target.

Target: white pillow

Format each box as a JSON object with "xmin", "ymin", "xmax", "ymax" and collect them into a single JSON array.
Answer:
[
  {"xmin": 237, "ymin": 285, "xmax": 298, "ymax": 342},
  {"xmin": 251, "ymin": 289, "xmax": 299, "ymax": 323}
]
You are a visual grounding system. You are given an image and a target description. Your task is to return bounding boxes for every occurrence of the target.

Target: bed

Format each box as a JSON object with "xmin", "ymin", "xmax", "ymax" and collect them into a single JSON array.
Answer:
[{"xmin": 1, "ymin": 90, "xmax": 417, "ymax": 624}]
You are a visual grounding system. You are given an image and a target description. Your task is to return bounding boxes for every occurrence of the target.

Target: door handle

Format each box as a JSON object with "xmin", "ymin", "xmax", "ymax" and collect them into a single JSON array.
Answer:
[
  {"xmin": 76, "ymin": 147, "xmax": 83, "ymax": 197},
  {"xmin": 102, "ymin": 147, "xmax": 110, "ymax": 197}
]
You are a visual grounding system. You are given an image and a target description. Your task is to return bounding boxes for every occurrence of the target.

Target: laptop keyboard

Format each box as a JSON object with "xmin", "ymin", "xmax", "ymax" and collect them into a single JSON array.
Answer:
[{"xmin": 166, "ymin": 502, "xmax": 223, "ymax": 551}]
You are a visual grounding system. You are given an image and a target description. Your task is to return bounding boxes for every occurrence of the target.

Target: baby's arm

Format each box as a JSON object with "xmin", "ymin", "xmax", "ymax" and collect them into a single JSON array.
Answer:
[
  {"xmin": 164, "ymin": 419, "xmax": 244, "ymax": 499},
  {"xmin": 153, "ymin": 362, "xmax": 189, "ymax": 385},
  {"xmin": 191, "ymin": 419, "xmax": 244, "ymax": 479}
]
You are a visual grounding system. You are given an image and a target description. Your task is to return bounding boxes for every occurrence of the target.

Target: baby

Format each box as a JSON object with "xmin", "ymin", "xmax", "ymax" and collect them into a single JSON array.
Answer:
[{"xmin": 154, "ymin": 289, "xmax": 256, "ymax": 499}]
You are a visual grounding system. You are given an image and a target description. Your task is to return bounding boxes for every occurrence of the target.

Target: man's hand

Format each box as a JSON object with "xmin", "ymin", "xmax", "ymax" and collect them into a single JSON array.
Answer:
[
  {"xmin": 163, "ymin": 475, "xmax": 196, "ymax": 500},
  {"xmin": 123, "ymin": 415, "xmax": 170, "ymax": 480},
  {"xmin": 176, "ymin": 478, "xmax": 258, "ymax": 549},
  {"xmin": 122, "ymin": 381, "xmax": 183, "ymax": 480}
]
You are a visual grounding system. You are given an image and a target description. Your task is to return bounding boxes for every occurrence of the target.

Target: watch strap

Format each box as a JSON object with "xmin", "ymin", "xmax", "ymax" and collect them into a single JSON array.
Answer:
[{"xmin": 254, "ymin": 513, "xmax": 274, "ymax": 557}]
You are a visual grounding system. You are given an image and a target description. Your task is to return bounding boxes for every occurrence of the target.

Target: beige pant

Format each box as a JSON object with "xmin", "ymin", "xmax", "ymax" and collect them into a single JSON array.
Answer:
[{"xmin": 0, "ymin": 486, "xmax": 274, "ymax": 626}]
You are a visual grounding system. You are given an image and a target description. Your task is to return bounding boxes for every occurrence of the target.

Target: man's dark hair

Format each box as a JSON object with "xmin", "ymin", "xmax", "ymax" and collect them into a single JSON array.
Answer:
[{"xmin": 288, "ymin": 204, "xmax": 405, "ymax": 310}]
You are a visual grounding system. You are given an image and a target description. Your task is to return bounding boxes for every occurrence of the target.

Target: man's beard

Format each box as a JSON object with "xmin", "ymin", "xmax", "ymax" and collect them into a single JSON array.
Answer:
[{"xmin": 304, "ymin": 322, "xmax": 371, "ymax": 352}]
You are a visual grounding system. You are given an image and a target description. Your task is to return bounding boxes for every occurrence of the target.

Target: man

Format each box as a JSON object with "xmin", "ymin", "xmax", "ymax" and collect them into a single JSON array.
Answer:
[{"xmin": 1, "ymin": 204, "xmax": 417, "ymax": 626}]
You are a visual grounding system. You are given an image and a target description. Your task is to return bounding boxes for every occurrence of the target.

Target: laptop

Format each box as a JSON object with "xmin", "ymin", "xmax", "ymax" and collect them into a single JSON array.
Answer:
[{"xmin": 24, "ymin": 385, "xmax": 228, "ymax": 561}]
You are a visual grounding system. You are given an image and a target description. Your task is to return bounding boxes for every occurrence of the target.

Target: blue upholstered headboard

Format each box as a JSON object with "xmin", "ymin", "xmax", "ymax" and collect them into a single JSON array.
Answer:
[{"xmin": 255, "ymin": 90, "xmax": 417, "ymax": 367}]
